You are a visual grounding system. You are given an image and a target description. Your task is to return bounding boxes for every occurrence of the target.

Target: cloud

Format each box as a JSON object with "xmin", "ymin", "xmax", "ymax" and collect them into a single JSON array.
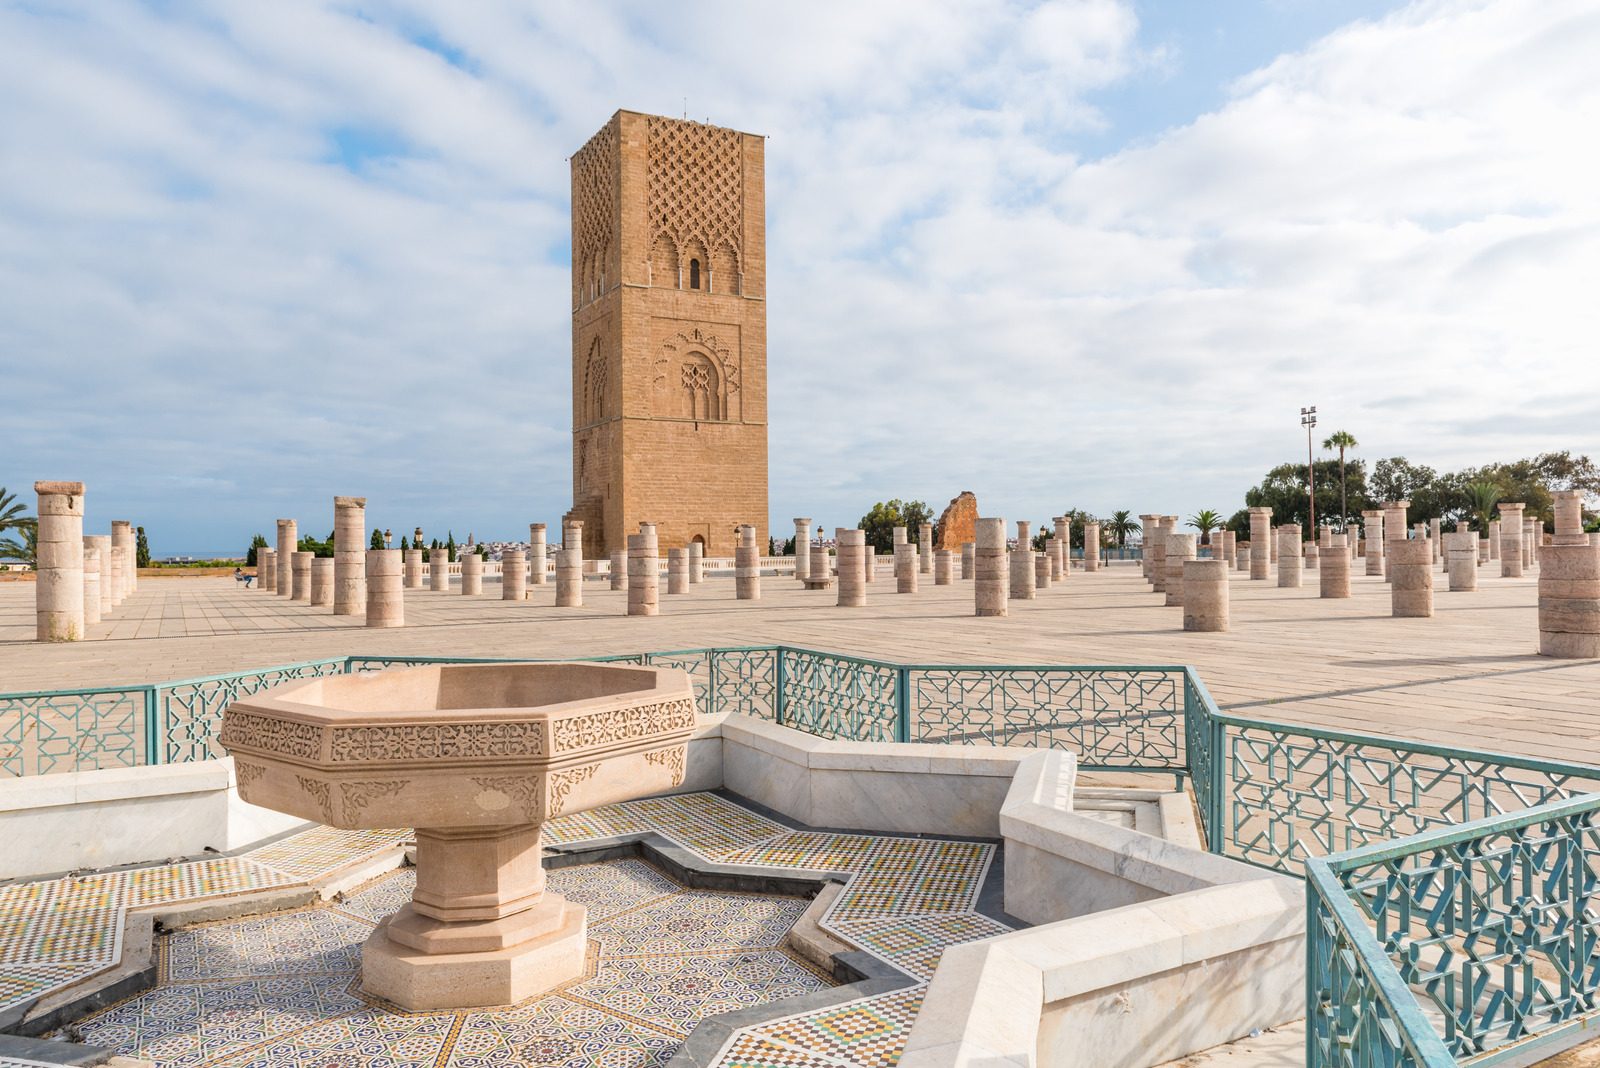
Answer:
[{"xmin": 0, "ymin": 0, "xmax": 1595, "ymax": 551}]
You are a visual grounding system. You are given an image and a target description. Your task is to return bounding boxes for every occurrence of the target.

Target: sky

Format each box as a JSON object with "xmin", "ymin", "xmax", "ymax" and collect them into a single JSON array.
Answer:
[{"xmin": 2, "ymin": 0, "xmax": 1597, "ymax": 553}]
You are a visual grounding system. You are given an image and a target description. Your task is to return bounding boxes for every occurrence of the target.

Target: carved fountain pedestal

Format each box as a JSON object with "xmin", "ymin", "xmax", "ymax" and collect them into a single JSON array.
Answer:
[{"xmin": 220, "ymin": 662, "xmax": 695, "ymax": 1010}]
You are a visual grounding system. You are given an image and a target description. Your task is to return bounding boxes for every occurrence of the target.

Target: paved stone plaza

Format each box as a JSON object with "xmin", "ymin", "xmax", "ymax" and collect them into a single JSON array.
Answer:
[{"xmin": 1, "ymin": 560, "xmax": 1593, "ymax": 767}]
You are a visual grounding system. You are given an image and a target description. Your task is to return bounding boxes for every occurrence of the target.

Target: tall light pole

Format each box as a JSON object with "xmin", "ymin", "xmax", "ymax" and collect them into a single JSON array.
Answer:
[{"xmin": 1301, "ymin": 406, "xmax": 1318, "ymax": 536}]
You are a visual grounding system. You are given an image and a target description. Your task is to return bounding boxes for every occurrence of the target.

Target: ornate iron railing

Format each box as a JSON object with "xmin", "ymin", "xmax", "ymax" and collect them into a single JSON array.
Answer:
[
  {"xmin": 0, "ymin": 684, "xmax": 151, "ymax": 775},
  {"xmin": 157, "ymin": 659, "xmax": 348, "ymax": 763}
]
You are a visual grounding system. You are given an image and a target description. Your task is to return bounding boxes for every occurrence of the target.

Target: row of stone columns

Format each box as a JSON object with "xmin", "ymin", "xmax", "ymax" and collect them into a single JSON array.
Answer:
[{"xmin": 33, "ymin": 481, "xmax": 143, "ymax": 642}]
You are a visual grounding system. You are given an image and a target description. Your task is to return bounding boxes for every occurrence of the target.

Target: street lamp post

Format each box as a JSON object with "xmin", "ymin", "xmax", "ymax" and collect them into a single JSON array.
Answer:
[
  {"xmin": 383, "ymin": 528, "xmax": 392, "ymax": 549},
  {"xmin": 1301, "ymin": 407, "xmax": 1318, "ymax": 536}
]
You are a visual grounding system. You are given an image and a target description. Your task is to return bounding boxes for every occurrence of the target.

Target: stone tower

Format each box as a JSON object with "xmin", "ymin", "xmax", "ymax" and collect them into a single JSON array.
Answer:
[{"xmin": 568, "ymin": 110, "xmax": 768, "ymax": 559}]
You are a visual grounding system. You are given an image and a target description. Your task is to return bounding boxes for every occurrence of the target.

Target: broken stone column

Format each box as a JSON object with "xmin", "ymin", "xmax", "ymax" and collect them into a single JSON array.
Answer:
[
  {"xmin": 961, "ymin": 542, "xmax": 974, "ymax": 580},
  {"xmin": 460, "ymin": 553, "xmax": 484, "ymax": 595},
  {"xmin": 895, "ymin": 542, "xmax": 918, "ymax": 594},
  {"xmin": 1362, "ymin": 511, "xmax": 1386, "ymax": 577},
  {"xmin": 1479, "ymin": 538, "xmax": 1490, "ymax": 564},
  {"xmin": 1220, "ymin": 530, "xmax": 1236, "ymax": 569},
  {"xmin": 975, "ymin": 518, "xmax": 1008, "ymax": 617},
  {"xmin": 1163, "ymin": 533, "xmax": 1197, "ymax": 606},
  {"xmin": 88, "ymin": 534, "xmax": 113, "ymax": 616},
  {"xmin": 1011, "ymin": 548, "xmax": 1036, "ymax": 601},
  {"xmin": 1052, "ymin": 518, "xmax": 1069, "ymax": 581},
  {"xmin": 502, "ymin": 549, "xmax": 527, "ymax": 601},
  {"xmin": 1147, "ymin": 518, "xmax": 1170, "ymax": 592},
  {"xmin": 1390, "ymin": 538, "xmax": 1433, "ymax": 618},
  {"xmin": 276, "ymin": 519, "xmax": 297, "ymax": 596},
  {"xmin": 1489, "ymin": 520, "xmax": 1501, "ymax": 561},
  {"xmin": 1236, "ymin": 543, "xmax": 1251, "ymax": 574},
  {"xmin": 610, "ymin": 550, "xmax": 628, "ymax": 591},
  {"xmin": 1524, "ymin": 519, "xmax": 1538, "ymax": 570},
  {"xmin": 81, "ymin": 541, "xmax": 100, "ymax": 627},
  {"xmin": 334, "ymin": 497, "xmax": 367, "ymax": 615},
  {"xmin": 1499, "ymin": 503, "xmax": 1525, "ymax": 577},
  {"xmin": 1429, "ymin": 519, "xmax": 1443, "ymax": 566},
  {"xmin": 365, "ymin": 549, "xmax": 403, "ymax": 627},
  {"xmin": 404, "ymin": 549, "xmax": 424, "ymax": 589},
  {"xmin": 1139, "ymin": 515, "xmax": 1160, "ymax": 581},
  {"xmin": 688, "ymin": 541, "xmax": 704, "ymax": 584},
  {"xmin": 1382, "ymin": 501, "xmax": 1410, "ymax": 583},
  {"xmin": 793, "ymin": 519, "xmax": 812, "ymax": 582},
  {"xmin": 1320, "ymin": 534, "xmax": 1351, "ymax": 598},
  {"xmin": 563, "ymin": 518, "xmax": 584, "ymax": 563},
  {"xmin": 529, "ymin": 524, "xmax": 548, "ymax": 585},
  {"xmin": 625, "ymin": 527, "xmax": 658, "ymax": 615},
  {"xmin": 1447, "ymin": 533, "xmax": 1478, "ymax": 592},
  {"xmin": 1248, "ymin": 508, "xmax": 1272, "ymax": 580},
  {"xmin": 736, "ymin": 525, "xmax": 761, "ymax": 600},
  {"xmin": 667, "ymin": 548, "xmax": 688, "ymax": 594},
  {"xmin": 863, "ymin": 546, "xmax": 876, "ymax": 584},
  {"xmin": 935, "ymin": 549, "xmax": 953, "ymax": 585},
  {"xmin": 311, "ymin": 557, "xmax": 334, "ymax": 606},
  {"xmin": 429, "ymin": 549, "xmax": 448, "ymax": 592},
  {"xmin": 836, "ymin": 529, "xmax": 866, "ymax": 607},
  {"xmin": 291, "ymin": 551, "xmax": 313, "ymax": 601},
  {"xmin": 920, "ymin": 523, "xmax": 934, "ymax": 573},
  {"xmin": 1278, "ymin": 524, "xmax": 1303, "ymax": 588},
  {"xmin": 1539, "ymin": 491, "xmax": 1600, "ymax": 657},
  {"xmin": 1035, "ymin": 552, "xmax": 1052, "ymax": 591},
  {"xmin": 1183, "ymin": 559, "xmax": 1229, "ymax": 632},
  {"xmin": 256, "ymin": 549, "xmax": 275, "ymax": 600},
  {"xmin": 1084, "ymin": 522, "xmax": 1102, "ymax": 571},
  {"xmin": 810, "ymin": 545, "xmax": 831, "ymax": 585},
  {"xmin": 556, "ymin": 548, "xmax": 583, "ymax": 607},
  {"xmin": 110, "ymin": 519, "xmax": 135, "ymax": 602},
  {"xmin": 32, "ymin": 482, "xmax": 84, "ymax": 642}
]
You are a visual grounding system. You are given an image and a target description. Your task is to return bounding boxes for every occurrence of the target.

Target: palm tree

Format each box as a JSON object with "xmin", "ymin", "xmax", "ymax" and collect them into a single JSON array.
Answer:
[
  {"xmin": 1187, "ymin": 510, "xmax": 1223, "ymax": 545},
  {"xmin": 1464, "ymin": 481, "xmax": 1502, "ymax": 532},
  {"xmin": 1106, "ymin": 510, "xmax": 1140, "ymax": 549},
  {"xmin": 1321, "ymin": 430, "xmax": 1358, "ymax": 531},
  {"xmin": 0, "ymin": 486, "xmax": 37, "ymax": 562}
]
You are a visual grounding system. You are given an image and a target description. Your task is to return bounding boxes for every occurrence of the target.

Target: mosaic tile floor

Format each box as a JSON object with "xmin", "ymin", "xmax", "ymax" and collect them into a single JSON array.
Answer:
[{"xmin": 8, "ymin": 793, "xmax": 1007, "ymax": 1068}]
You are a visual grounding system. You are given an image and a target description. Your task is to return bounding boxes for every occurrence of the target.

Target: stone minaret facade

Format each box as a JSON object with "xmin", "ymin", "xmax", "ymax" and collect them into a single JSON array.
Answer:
[{"xmin": 568, "ymin": 110, "xmax": 769, "ymax": 558}]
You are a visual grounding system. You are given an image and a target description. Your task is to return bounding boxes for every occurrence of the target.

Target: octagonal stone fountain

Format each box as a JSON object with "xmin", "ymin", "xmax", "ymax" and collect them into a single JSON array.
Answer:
[{"xmin": 219, "ymin": 661, "xmax": 696, "ymax": 1010}]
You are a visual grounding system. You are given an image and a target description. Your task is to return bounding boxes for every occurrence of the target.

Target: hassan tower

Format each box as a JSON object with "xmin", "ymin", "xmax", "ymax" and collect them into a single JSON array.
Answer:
[{"xmin": 567, "ymin": 110, "xmax": 769, "ymax": 558}]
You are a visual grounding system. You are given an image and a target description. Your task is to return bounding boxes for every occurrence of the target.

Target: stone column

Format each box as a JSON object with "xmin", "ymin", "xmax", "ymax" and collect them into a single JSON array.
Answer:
[
  {"xmin": 1278, "ymin": 524, "xmax": 1303, "ymax": 588},
  {"xmin": 688, "ymin": 541, "xmax": 704, "ymax": 584},
  {"xmin": 935, "ymin": 549, "xmax": 953, "ymax": 585},
  {"xmin": 291, "ymin": 551, "xmax": 313, "ymax": 601},
  {"xmin": 735, "ymin": 525, "xmax": 761, "ymax": 600},
  {"xmin": 460, "ymin": 553, "xmax": 483, "ymax": 595},
  {"xmin": 1447, "ymin": 532, "xmax": 1478, "ymax": 592},
  {"xmin": 1010, "ymin": 548, "xmax": 1036, "ymax": 600},
  {"xmin": 836, "ymin": 529, "xmax": 866, "ymax": 607},
  {"xmin": 1539, "ymin": 490, "xmax": 1600, "ymax": 657},
  {"xmin": 1489, "ymin": 520, "xmax": 1501, "ymax": 561},
  {"xmin": 563, "ymin": 519, "xmax": 585, "ymax": 563},
  {"xmin": 1034, "ymin": 552, "xmax": 1051, "ymax": 591},
  {"xmin": 529, "ymin": 523, "xmax": 548, "ymax": 585},
  {"xmin": 627, "ymin": 529, "xmax": 658, "ymax": 615},
  {"xmin": 1429, "ymin": 519, "xmax": 1443, "ymax": 565},
  {"xmin": 1320, "ymin": 534, "xmax": 1351, "ymax": 598},
  {"xmin": 893, "ymin": 526, "xmax": 908, "ymax": 549},
  {"xmin": 975, "ymin": 518, "xmax": 1008, "ymax": 617},
  {"xmin": 961, "ymin": 542, "xmax": 974, "ymax": 580},
  {"xmin": 110, "ymin": 519, "xmax": 135, "ymax": 602},
  {"xmin": 88, "ymin": 534, "xmax": 113, "ymax": 616},
  {"xmin": 1479, "ymin": 538, "xmax": 1490, "ymax": 564},
  {"xmin": 609, "ymin": 550, "xmax": 628, "ymax": 590},
  {"xmin": 1390, "ymin": 538, "xmax": 1433, "ymax": 618},
  {"xmin": 1524, "ymin": 519, "xmax": 1538, "ymax": 570},
  {"xmin": 256, "ymin": 549, "xmax": 275, "ymax": 600},
  {"xmin": 404, "ymin": 549, "xmax": 424, "ymax": 589},
  {"xmin": 1220, "ymin": 530, "xmax": 1236, "ymax": 569},
  {"xmin": 334, "ymin": 497, "xmax": 367, "ymax": 615},
  {"xmin": 1084, "ymin": 522, "xmax": 1102, "ymax": 571},
  {"xmin": 1382, "ymin": 501, "xmax": 1410, "ymax": 583},
  {"xmin": 667, "ymin": 548, "xmax": 688, "ymax": 594},
  {"xmin": 81, "ymin": 540, "xmax": 101, "ymax": 628},
  {"xmin": 1362, "ymin": 511, "xmax": 1385, "ymax": 577},
  {"xmin": 1163, "ymin": 533, "xmax": 1197, "ymax": 606},
  {"xmin": 1248, "ymin": 508, "xmax": 1272, "ymax": 580},
  {"xmin": 1304, "ymin": 539, "xmax": 1318, "ymax": 571},
  {"xmin": 793, "ymin": 519, "xmax": 812, "ymax": 581},
  {"xmin": 275, "ymin": 519, "xmax": 297, "ymax": 596},
  {"xmin": 556, "ymin": 548, "xmax": 583, "ymax": 607},
  {"xmin": 863, "ymin": 546, "xmax": 876, "ymax": 583},
  {"xmin": 1236, "ymin": 542, "xmax": 1251, "ymax": 574},
  {"xmin": 1148, "ymin": 518, "xmax": 1169, "ymax": 592},
  {"xmin": 311, "ymin": 557, "xmax": 334, "ymax": 606},
  {"xmin": 919, "ymin": 523, "xmax": 934, "ymax": 573},
  {"xmin": 429, "ymin": 548, "xmax": 448, "ymax": 592},
  {"xmin": 1498, "ymin": 503, "xmax": 1525, "ymax": 577},
  {"xmin": 1139, "ymin": 515, "xmax": 1160, "ymax": 581},
  {"xmin": 895, "ymin": 543, "xmax": 918, "ymax": 593},
  {"xmin": 810, "ymin": 545, "xmax": 831, "ymax": 585},
  {"xmin": 502, "ymin": 549, "xmax": 527, "ymax": 601},
  {"xmin": 1053, "ymin": 518, "xmax": 1069, "ymax": 580},
  {"xmin": 365, "ymin": 548, "xmax": 403, "ymax": 627},
  {"xmin": 1183, "ymin": 559, "xmax": 1228, "ymax": 632}
]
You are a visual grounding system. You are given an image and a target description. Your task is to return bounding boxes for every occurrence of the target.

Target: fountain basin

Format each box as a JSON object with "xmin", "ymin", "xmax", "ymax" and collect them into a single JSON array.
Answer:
[{"xmin": 219, "ymin": 661, "xmax": 696, "ymax": 1010}]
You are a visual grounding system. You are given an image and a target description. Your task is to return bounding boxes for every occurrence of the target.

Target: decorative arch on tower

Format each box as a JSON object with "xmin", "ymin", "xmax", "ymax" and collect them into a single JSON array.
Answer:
[{"xmin": 653, "ymin": 328, "xmax": 741, "ymax": 422}]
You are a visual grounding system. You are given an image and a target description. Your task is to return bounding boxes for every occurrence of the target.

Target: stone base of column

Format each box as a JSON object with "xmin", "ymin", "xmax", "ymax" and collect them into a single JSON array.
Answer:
[
  {"xmin": 1390, "ymin": 541, "xmax": 1433, "ymax": 618},
  {"xmin": 1183, "ymin": 560, "xmax": 1228, "ymax": 631}
]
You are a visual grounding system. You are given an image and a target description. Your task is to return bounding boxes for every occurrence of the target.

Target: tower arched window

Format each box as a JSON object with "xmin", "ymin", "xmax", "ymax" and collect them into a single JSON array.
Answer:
[{"xmin": 689, "ymin": 258, "xmax": 701, "ymax": 290}]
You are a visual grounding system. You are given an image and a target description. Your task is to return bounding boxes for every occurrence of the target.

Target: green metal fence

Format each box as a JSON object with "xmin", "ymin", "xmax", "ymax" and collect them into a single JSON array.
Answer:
[{"xmin": 4, "ymin": 644, "xmax": 1600, "ymax": 1065}]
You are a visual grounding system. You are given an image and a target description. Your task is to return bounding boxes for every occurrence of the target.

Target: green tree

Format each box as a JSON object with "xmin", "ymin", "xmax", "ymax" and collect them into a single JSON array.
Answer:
[
  {"xmin": 370, "ymin": 528, "xmax": 385, "ymax": 550},
  {"xmin": 1105, "ymin": 510, "xmax": 1140, "ymax": 549},
  {"xmin": 245, "ymin": 533, "xmax": 268, "ymax": 567},
  {"xmin": 1187, "ymin": 510, "xmax": 1223, "ymax": 545},
  {"xmin": 0, "ymin": 486, "xmax": 37, "ymax": 562},
  {"xmin": 1321, "ymin": 430, "xmax": 1358, "ymax": 530},
  {"xmin": 1032, "ymin": 526, "xmax": 1052, "ymax": 552},
  {"xmin": 446, "ymin": 532, "xmax": 457, "ymax": 562},
  {"xmin": 135, "ymin": 526, "xmax": 151, "ymax": 568},
  {"xmin": 400, "ymin": 535, "xmax": 410, "ymax": 551},
  {"xmin": 1462, "ymin": 482, "xmax": 1502, "ymax": 532},
  {"xmin": 1246, "ymin": 459, "xmax": 1370, "ymax": 529},
  {"xmin": 857, "ymin": 499, "xmax": 933, "ymax": 554}
]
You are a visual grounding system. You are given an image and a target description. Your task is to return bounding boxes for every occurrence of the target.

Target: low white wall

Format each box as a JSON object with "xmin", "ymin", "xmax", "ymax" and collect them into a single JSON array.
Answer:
[{"xmin": 0, "ymin": 758, "xmax": 307, "ymax": 879}]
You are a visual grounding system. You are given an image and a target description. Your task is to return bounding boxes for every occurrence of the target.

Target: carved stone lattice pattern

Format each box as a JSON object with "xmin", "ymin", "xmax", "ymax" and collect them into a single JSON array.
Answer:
[
  {"xmin": 235, "ymin": 761, "xmax": 268, "ymax": 790},
  {"xmin": 645, "ymin": 746, "xmax": 687, "ymax": 788},
  {"xmin": 340, "ymin": 780, "xmax": 406, "ymax": 821},
  {"xmin": 583, "ymin": 338, "xmax": 610, "ymax": 425},
  {"xmin": 655, "ymin": 328, "xmax": 740, "ymax": 421},
  {"xmin": 549, "ymin": 763, "xmax": 599, "ymax": 815},
  {"xmin": 221, "ymin": 713, "xmax": 321, "ymax": 760},
  {"xmin": 572, "ymin": 119, "xmax": 619, "ymax": 305},
  {"xmin": 647, "ymin": 117, "xmax": 742, "ymax": 273},
  {"xmin": 328, "ymin": 721, "xmax": 544, "ymax": 763},
  {"xmin": 471, "ymin": 775, "xmax": 543, "ymax": 823},
  {"xmin": 552, "ymin": 699, "xmax": 696, "ymax": 753},
  {"xmin": 296, "ymin": 776, "xmax": 332, "ymax": 822}
]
